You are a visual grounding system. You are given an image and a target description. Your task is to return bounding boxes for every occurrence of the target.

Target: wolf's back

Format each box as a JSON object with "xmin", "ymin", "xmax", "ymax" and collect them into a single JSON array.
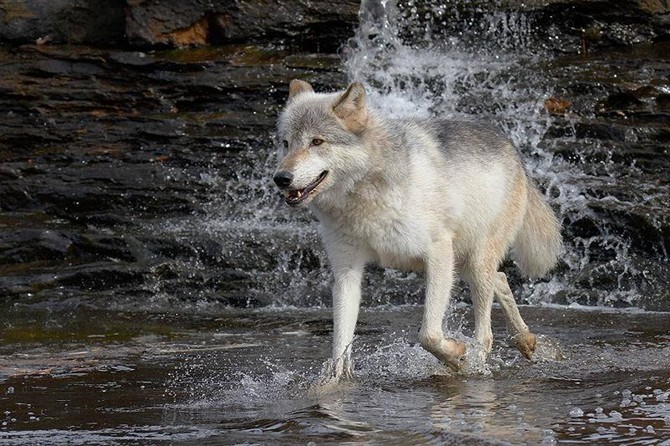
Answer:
[{"xmin": 513, "ymin": 184, "xmax": 562, "ymax": 278}]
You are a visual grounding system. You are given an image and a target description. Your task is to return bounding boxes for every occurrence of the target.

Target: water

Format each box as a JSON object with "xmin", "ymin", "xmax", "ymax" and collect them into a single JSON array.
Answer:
[
  {"xmin": 141, "ymin": 0, "xmax": 670, "ymax": 310},
  {"xmin": 2, "ymin": 0, "xmax": 670, "ymax": 444},
  {"xmin": 2, "ymin": 306, "xmax": 670, "ymax": 444}
]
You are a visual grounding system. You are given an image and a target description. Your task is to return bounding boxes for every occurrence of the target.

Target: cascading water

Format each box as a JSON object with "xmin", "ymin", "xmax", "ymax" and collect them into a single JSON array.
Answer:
[
  {"xmin": 150, "ymin": 0, "xmax": 668, "ymax": 311},
  {"xmin": 341, "ymin": 0, "xmax": 670, "ymax": 309}
]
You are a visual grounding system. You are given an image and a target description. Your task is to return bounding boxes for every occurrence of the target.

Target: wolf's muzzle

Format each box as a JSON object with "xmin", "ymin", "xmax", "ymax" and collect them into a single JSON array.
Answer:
[{"xmin": 273, "ymin": 170, "xmax": 294, "ymax": 189}]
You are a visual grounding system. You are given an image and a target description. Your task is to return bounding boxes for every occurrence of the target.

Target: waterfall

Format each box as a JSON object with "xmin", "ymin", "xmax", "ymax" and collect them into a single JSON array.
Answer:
[
  {"xmin": 153, "ymin": 0, "xmax": 668, "ymax": 310},
  {"xmin": 335, "ymin": 0, "xmax": 668, "ymax": 308}
]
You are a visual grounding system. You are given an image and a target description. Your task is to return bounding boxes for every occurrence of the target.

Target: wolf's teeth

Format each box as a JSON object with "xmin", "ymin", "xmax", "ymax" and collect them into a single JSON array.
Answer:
[{"xmin": 296, "ymin": 190, "xmax": 302, "ymax": 198}]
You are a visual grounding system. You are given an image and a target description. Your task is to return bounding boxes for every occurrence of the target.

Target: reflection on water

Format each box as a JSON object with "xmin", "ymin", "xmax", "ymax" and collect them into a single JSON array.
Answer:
[{"xmin": 1, "ymin": 306, "xmax": 669, "ymax": 444}]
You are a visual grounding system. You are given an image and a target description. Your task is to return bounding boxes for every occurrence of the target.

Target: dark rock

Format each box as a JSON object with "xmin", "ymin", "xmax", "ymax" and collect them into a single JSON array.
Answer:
[
  {"xmin": 283, "ymin": 54, "xmax": 343, "ymax": 71},
  {"xmin": 389, "ymin": 0, "xmax": 670, "ymax": 53},
  {"xmin": 0, "ymin": 0, "xmax": 125, "ymax": 44},
  {"xmin": 2, "ymin": 0, "xmax": 359, "ymax": 49},
  {"xmin": 0, "ymin": 166, "xmax": 20, "ymax": 179},
  {"xmin": 0, "ymin": 230, "xmax": 73, "ymax": 264},
  {"xmin": 55, "ymin": 263, "xmax": 145, "ymax": 291},
  {"xmin": 600, "ymin": 91, "xmax": 644, "ymax": 111},
  {"xmin": 657, "ymin": 94, "xmax": 670, "ymax": 111},
  {"xmin": 125, "ymin": 0, "xmax": 360, "ymax": 50},
  {"xmin": 68, "ymin": 235, "xmax": 138, "ymax": 263},
  {"xmin": 0, "ymin": 1, "xmax": 669, "ymax": 310},
  {"xmin": 2, "ymin": 0, "xmax": 668, "ymax": 52}
]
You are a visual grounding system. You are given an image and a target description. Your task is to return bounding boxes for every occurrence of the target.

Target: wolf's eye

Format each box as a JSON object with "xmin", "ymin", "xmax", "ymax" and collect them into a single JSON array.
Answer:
[
  {"xmin": 282, "ymin": 140, "xmax": 288, "ymax": 149},
  {"xmin": 311, "ymin": 138, "xmax": 324, "ymax": 146}
]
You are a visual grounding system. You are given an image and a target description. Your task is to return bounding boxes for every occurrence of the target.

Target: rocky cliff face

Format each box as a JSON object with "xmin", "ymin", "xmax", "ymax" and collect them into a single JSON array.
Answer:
[
  {"xmin": 1, "ymin": 1, "xmax": 668, "ymax": 49},
  {"xmin": 390, "ymin": 0, "xmax": 670, "ymax": 53},
  {"xmin": 0, "ymin": 0, "xmax": 360, "ymax": 50}
]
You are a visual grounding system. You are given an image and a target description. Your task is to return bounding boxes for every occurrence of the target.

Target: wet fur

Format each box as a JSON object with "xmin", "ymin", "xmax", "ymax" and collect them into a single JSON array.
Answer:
[{"xmin": 275, "ymin": 80, "xmax": 562, "ymax": 380}]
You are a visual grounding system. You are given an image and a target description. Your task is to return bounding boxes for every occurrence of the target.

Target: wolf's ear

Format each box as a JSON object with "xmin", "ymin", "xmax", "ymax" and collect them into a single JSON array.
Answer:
[
  {"xmin": 288, "ymin": 79, "xmax": 314, "ymax": 100},
  {"xmin": 332, "ymin": 82, "xmax": 367, "ymax": 133}
]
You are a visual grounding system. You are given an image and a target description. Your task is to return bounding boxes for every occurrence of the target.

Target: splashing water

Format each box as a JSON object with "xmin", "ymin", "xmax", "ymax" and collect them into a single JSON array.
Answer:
[
  {"xmin": 142, "ymin": 0, "xmax": 668, "ymax": 311},
  {"xmin": 341, "ymin": 0, "xmax": 668, "ymax": 308}
]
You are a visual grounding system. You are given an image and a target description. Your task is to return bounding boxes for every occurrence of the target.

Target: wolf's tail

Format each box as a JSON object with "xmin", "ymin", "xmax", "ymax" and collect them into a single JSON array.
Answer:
[{"xmin": 513, "ymin": 183, "xmax": 562, "ymax": 278}]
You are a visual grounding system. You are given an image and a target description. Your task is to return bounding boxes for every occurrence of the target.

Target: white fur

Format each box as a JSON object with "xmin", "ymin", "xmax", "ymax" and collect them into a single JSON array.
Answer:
[{"xmin": 275, "ymin": 82, "xmax": 562, "ymax": 382}]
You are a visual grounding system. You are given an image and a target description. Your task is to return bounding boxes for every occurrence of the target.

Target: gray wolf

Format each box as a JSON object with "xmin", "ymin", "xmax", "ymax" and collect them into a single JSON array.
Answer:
[{"xmin": 273, "ymin": 79, "xmax": 562, "ymax": 380}]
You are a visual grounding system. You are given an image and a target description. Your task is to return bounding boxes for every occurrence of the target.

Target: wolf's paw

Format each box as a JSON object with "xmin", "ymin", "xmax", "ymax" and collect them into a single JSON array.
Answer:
[
  {"xmin": 445, "ymin": 351, "xmax": 467, "ymax": 372},
  {"xmin": 308, "ymin": 372, "xmax": 344, "ymax": 396},
  {"xmin": 420, "ymin": 335, "xmax": 467, "ymax": 372},
  {"xmin": 513, "ymin": 331, "xmax": 537, "ymax": 360},
  {"xmin": 308, "ymin": 352, "xmax": 354, "ymax": 396}
]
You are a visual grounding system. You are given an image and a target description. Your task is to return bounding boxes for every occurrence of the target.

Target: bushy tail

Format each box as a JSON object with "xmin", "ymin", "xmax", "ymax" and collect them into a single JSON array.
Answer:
[{"xmin": 513, "ymin": 184, "xmax": 562, "ymax": 278}]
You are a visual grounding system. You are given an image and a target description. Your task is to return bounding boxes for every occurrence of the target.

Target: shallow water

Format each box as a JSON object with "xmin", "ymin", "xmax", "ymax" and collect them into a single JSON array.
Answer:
[
  {"xmin": 1, "ymin": 0, "xmax": 669, "ymax": 444},
  {"xmin": 2, "ymin": 305, "xmax": 669, "ymax": 444}
]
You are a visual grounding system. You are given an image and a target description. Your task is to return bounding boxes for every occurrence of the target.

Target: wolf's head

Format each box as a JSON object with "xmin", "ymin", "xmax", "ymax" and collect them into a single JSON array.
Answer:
[{"xmin": 273, "ymin": 80, "xmax": 371, "ymax": 208}]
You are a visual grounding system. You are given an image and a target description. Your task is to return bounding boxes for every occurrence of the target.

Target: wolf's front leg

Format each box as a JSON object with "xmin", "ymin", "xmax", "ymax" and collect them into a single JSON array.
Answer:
[
  {"xmin": 419, "ymin": 236, "xmax": 466, "ymax": 371},
  {"xmin": 322, "ymin": 241, "xmax": 368, "ymax": 381},
  {"xmin": 310, "ymin": 251, "xmax": 365, "ymax": 394},
  {"xmin": 329, "ymin": 264, "xmax": 364, "ymax": 379}
]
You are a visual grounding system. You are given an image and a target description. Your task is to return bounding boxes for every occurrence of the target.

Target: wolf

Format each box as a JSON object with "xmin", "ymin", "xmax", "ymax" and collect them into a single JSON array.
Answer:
[{"xmin": 273, "ymin": 79, "xmax": 562, "ymax": 379}]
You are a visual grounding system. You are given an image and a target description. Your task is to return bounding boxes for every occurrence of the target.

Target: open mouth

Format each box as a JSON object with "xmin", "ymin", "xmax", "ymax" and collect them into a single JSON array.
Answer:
[{"xmin": 284, "ymin": 171, "xmax": 328, "ymax": 206}]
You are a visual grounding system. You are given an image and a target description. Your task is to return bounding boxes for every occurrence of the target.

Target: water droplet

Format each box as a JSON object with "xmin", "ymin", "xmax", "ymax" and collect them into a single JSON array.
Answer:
[{"xmin": 608, "ymin": 410, "xmax": 623, "ymax": 421}]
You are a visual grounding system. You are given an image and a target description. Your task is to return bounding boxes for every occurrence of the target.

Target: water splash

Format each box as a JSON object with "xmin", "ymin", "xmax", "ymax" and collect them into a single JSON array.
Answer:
[
  {"xmin": 138, "ymin": 0, "xmax": 667, "ymax": 310},
  {"xmin": 342, "ymin": 0, "xmax": 665, "ymax": 308}
]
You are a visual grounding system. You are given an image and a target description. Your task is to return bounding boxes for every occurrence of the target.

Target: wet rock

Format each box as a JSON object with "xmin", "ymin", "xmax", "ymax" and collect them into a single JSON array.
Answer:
[
  {"xmin": 2, "ymin": 0, "xmax": 668, "ymax": 53},
  {"xmin": 0, "ymin": 166, "xmax": 20, "ymax": 179},
  {"xmin": 599, "ymin": 90, "xmax": 645, "ymax": 111},
  {"xmin": 124, "ymin": 1, "xmax": 211, "ymax": 48},
  {"xmin": 0, "ymin": 0, "xmax": 669, "ymax": 310},
  {"xmin": 2, "ymin": 0, "xmax": 359, "ymax": 49},
  {"xmin": 657, "ymin": 94, "xmax": 670, "ymax": 111},
  {"xmin": 0, "ymin": 35, "xmax": 351, "ymax": 307},
  {"xmin": 0, "ymin": 230, "xmax": 73, "ymax": 264},
  {"xmin": 283, "ymin": 54, "xmax": 343, "ymax": 71},
  {"xmin": 55, "ymin": 263, "xmax": 145, "ymax": 291},
  {"xmin": 125, "ymin": 0, "xmax": 360, "ymax": 50},
  {"xmin": 392, "ymin": 0, "xmax": 670, "ymax": 53},
  {"xmin": 0, "ymin": 0, "xmax": 125, "ymax": 44},
  {"xmin": 153, "ymin": 265, "xmax": 253, "ymax": 303},
  {"xmin": 68, "ymin": 235, "xmax": 138, "ymax": 264}
]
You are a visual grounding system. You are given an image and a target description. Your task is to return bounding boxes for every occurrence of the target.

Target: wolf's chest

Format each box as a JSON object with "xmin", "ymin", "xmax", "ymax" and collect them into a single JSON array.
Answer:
[{"xmin": 351, "ymin": 214, "xmax": 429, "ymax": 270}]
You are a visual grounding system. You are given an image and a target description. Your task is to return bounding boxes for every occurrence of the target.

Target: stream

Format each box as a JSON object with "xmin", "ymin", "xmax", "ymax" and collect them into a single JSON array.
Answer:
[{"xmin": 1, "ymin": 0, "xmax": 669, "ymax": 443}]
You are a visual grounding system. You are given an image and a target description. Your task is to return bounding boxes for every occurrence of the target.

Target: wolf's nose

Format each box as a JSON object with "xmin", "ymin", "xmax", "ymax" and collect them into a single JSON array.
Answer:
[{"xmin": 273, "ymin": 171, "xmax": 294, "ymax": 189}]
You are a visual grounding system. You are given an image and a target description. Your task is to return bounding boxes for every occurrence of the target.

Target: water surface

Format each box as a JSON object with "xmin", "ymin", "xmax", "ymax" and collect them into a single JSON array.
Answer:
[
  {"xmin": 2, "ymin": 305, "xmax": 669, "ymax": 444},
  {"xmin": 1, "ymin": 0, "xmax": 669, "ymax": 444}
]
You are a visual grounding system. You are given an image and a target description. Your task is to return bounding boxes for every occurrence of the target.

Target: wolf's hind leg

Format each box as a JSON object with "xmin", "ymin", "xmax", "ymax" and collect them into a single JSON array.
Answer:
[
  {"xmin": 468, "ymin": 264, "xmax": 496, "ymax": 358},
  {"xmin": 494, "ymin": 272, "xmax": 536, "ymax": 359},
  {"xmin": 419, "ymin": 236, "xmax": 466, "ymax": 371}
]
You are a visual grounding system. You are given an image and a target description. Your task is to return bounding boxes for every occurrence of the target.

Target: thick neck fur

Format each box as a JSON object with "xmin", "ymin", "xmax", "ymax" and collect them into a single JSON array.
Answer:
[{"xmin": 312, "ymin": 114, "xmax": 408, "ymax": 223}]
